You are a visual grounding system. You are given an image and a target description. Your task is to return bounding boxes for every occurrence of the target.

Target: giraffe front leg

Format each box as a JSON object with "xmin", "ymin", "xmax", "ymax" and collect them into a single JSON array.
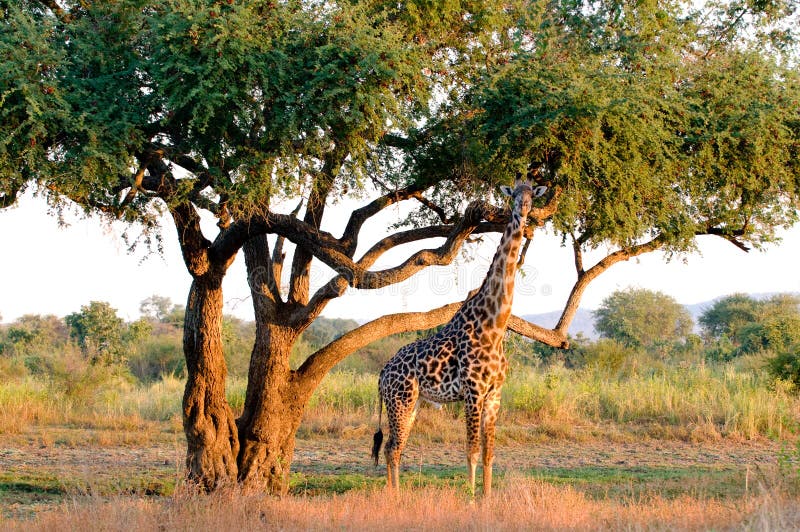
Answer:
[
  {"xmin": 481, "ymin": 388, "xmax": 502, "ymax": 498},
  {"xmin": 464, "ymin": 396, "xmax": 483, "ymax": 497}
]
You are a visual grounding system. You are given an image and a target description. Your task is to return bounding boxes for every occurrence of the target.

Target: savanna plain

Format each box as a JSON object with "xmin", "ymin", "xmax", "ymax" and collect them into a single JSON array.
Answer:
[{"xmin": 1, "ymin": 298, "xmax": 800, "ymax": 531}]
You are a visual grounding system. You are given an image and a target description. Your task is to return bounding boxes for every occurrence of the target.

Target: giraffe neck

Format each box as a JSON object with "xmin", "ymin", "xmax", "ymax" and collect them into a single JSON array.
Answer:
[{"xmin": 463, "ymin": 208, "xmax": 526, "ymax": 332}]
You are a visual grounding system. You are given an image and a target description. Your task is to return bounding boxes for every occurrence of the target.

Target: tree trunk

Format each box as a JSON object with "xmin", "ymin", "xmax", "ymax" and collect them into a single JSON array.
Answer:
[
  {"xmin": 183, "ymin": 273, "xmax": 239, "ymax": 489},
  {"xmin": 236, "ymin": 324, "xmax": 309, "ymax": 495}
]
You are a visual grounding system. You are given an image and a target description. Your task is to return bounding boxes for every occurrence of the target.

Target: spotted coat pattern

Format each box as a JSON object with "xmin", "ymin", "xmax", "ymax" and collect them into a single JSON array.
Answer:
[{"xmin": 375, "ymin": 182, "xmax": 544, "ymax": 496}]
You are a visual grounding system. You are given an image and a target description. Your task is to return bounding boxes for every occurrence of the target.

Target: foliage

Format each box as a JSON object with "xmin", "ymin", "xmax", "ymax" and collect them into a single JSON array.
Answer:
[
  {"xmin": 221, "ymin": 316, "xmax": 255, "ymax": 377},
  {"xmin": 426, "ymin": 0, "xmax": 800, "ymax": 254},
  {"xmin": 700, "ymin": 293, "xmax": 800, "ymax": 360},
  {"xmin": 303, "ymin": 318, "xmax": 359, "ymax": 350},
  {"xmin": 127, "ymin": 328, "xmax": 185, "ymax": 382},
  {"xmin": 65, "ymin": 302, "xmax": 127, "ymax": 363},
  {"xmin": 577, "ymin": 339, "xmax": 641, "ymax": 377},
  {"xmin": 0, "ymin": 0, "xmax": 519, "ymax": 216},
  {"xmin": 594, "ymin": 288, "xmax": 694, "ymax": 349},
  {"xmin": 700, "ymin": 293, "xmax": 765, "ymax": 340},
  {"xmin": 3, "ymin": 346, "xmax": 798, "ymax": 442}
]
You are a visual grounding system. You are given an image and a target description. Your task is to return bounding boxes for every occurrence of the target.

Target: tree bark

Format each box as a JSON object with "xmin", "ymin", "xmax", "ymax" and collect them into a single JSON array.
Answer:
[
  {"xmin": 236, "ymin": 324, "xmax": 309, "ymax": 495},
  {"xmin": 182, "ymin": 272, "xmax": 239, "ymax": 489}
]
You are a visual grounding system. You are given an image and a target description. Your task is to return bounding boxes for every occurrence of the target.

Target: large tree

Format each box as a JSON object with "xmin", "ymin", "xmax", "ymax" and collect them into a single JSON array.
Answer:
[{"xmin": 2, "ymin": 0, "xmax": 799, "ymax": 494}]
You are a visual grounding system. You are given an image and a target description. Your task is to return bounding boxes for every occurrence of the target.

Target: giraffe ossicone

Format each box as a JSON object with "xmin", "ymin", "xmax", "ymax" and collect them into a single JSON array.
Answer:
[{"xmin": 371, "ymin": 181, "xmax": 546, "ymax": 496}]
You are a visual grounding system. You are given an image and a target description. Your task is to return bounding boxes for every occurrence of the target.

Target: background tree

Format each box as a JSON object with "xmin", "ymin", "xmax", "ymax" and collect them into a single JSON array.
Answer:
[
  {"xmin": 594, "ymin": 288, "xmax": 694, "ymax": 349},
  {"xmin": 65, "ymin": 301, "xmax": 151, "ymax": 365},
  {"xmin": 140, "ymin": 295, "xmax": 175, "ymax": 323},
  {"xmin": 2, "ymin": 0, "xmax": 799, "ymax": 493},
  {"xmin": 699, "ymin": 293, "xmax": 762, "ymax": 341},
  {"xmin": 700, "ymin": 293, "xmax": 800, "ymax": 360},
  {"xmin": 65, "ymin": 302, "xmax": 128, "ymax": 364}
]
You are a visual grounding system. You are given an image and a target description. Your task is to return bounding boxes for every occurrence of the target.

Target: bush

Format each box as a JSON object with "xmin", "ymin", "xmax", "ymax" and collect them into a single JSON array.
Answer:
[
  {"xmin": 580, "ymin": 339, "xmax": 641, "ymax": 376},
  {"xmin": 128, "ymin": 333, "xmax": 185, "ymax": 382},
  {"xmin": 767, "ymin": 349, "xmax": 800, "ymax": 391},
  {"xmin": 739, "ymin": 315, "xmax": 800, "ymax": 356}
]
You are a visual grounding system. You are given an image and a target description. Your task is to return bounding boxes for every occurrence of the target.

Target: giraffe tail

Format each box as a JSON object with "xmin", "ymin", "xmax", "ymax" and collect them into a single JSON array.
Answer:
[{"xmin": 371, "ymin": 392, "xmax": 384, "ymax": 467}]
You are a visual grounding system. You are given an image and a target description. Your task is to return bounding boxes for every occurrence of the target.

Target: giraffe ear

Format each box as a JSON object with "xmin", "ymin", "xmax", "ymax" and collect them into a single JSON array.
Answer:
[
  {"xmin": 499, "ymin": 185, "xmax": 514, "ymax": 197},
  {"xmin": 532, "ymin": 185, "xmax": 547, "ymax": 198}
]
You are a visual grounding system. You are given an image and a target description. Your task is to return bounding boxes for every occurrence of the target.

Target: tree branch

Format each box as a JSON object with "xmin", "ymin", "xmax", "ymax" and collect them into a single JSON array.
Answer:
[
  {"xmin": 700, "ymin": 227, "xmax": 751, "ymax": 252},
  {"xmin": 142, "ymin": 156, "xmax": 213, "ymax": 277},
  {"xmin": 570, "ymin": 233, "xmax": 584, "ymax": 275},
  {"xmin": 244, "ymin": 234, "xmax": 278, "ymax": 312},
  {"xmin": 289, "ymin": 153, "xmax": 341, "ymax": 306},
  {"xmin": 295, "ymin": 187, "xmax": 561, "ymax": 325},
  {"xmin": 555, "ymin": 234, "xmax": 667, "ymax": 334},
  {"xmin": 295, "ymin": 299, "xmax": 570, "ymax": 386},
  {"xmin": 117, "ymin": 161, "xmax": 149, "ymax": 215},
  {"xmin": 271, "ymin": 199, "xmax": 303, "ymax": 300},
  {"xmin": 295, "ymin": 299, "xmax": 464, "ymax": 385},
  {"xmin": 299, "ymin": 221, "xmax": 509, "ymax": 324},
  {"xmin": 412, "ymin": 192, "xmax": 454, "ymax": 223},
  {"xmin": 339, "ymin": 182, "xmax": 431, "ymax": 256},
  {"xmin": 507, "ymin": 316, "xmax": 569, "ymax": 348},
  {"xmin": 351, "ymin": 200, "xmax": 489, "ymax": 289}
]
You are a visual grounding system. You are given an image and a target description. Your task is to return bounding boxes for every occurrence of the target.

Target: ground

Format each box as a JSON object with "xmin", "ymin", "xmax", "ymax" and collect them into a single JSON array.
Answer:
[{"xmin": 0, "ymin": 424, "xmax": 788, "ymax": 522}]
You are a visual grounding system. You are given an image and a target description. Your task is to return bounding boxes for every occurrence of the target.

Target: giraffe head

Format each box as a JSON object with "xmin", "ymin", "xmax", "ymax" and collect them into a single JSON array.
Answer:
[{"xmin": 499, "ymin": 181, "xmax": 547, "ymax": 218}]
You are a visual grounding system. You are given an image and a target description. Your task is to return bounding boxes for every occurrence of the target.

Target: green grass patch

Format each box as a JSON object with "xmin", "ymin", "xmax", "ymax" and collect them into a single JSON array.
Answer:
[
  {"xmin": 0, "ymin": 468, "xmax": 177, "ymax": 520},
  {"xmin": 288, "ymin": 464, "xmax": 753, "ymax": 501},
  {"xmin": 290, "ymin": 472, "xmax": 384, "ymax": 495},
  {"xmin": 529, "ymin": 465, "xmax": 747, "ymax": 500}
]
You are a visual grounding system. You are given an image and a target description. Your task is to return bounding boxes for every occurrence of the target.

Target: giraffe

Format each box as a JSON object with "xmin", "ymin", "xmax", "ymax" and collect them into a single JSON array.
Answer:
[{"xmin": 371, "ymin": 181, "xmax": 547, "ymax": 496}]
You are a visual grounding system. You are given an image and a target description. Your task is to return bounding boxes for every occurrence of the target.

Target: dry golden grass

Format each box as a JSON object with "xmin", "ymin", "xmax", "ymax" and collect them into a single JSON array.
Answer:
[{"xmin": 6, "ymin": 477, "xmax": 799, "ymax": 531}]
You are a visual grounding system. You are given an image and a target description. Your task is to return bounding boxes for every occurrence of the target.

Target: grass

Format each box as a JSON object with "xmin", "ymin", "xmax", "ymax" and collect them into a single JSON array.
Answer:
[
  {"xmin": 501, "ymin": 364, "xmax": 796, "ymax": 440},
  {"xmin": 1, "ymin": 357, "xmax": 798, "ymax": 527},
  {"xmin": 2, "ymin": 478, "xmax": 798, "ymax": 531},
  {"xmin": 2, "ymin": 363, "xmax": 798, "ymax": 444}
]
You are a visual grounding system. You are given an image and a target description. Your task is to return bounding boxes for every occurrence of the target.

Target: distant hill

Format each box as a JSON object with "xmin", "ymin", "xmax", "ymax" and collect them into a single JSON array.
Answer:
[{"xmin": 521, "ymin": 309, "xmax": 598, "ymax": 339}]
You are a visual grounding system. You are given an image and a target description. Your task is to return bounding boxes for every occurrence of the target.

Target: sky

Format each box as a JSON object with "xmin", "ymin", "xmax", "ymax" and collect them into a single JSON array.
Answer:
[{"xmin": 1, "ymin": 190, "xmax": 799, "ymax": 324}]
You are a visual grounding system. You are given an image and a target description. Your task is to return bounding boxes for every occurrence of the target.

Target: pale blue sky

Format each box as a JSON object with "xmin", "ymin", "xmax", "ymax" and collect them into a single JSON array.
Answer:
[{"xmin": 1, "ymin": 191, "xmax": 798, "ymax": 323}]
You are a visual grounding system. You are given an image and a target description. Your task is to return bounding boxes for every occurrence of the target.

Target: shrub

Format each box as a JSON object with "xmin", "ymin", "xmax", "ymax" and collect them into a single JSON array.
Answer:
[
  {"xmin": 128, "ymin": 333, "xmax": 185, "ymax": 382},
  {"xmin": 580, "ymin": 339, "xmax": 641, "ymax": 376},
  {"xmin": 767, "ymin": 349, "xmax": 800, "ymax": 391}
]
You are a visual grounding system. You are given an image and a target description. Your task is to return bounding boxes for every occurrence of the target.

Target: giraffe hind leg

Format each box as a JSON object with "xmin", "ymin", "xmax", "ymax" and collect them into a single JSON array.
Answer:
[
  {"xmin": 481, "ymin": 388, "xmax": 502, "ymax": 497},
  {"xmin": 464, "ymin": 395, "xmax": 483, "ymax": 497},
  {"xmin": 383, "ymin": 386, "xmax": 419, "ymax": 491}
]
